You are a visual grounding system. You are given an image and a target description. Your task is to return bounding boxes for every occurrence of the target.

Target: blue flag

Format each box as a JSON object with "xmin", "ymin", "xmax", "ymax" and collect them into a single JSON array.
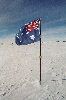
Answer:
[{"xmin": 15, "ymin": 18, "xmax": 41, "ymax": 45}]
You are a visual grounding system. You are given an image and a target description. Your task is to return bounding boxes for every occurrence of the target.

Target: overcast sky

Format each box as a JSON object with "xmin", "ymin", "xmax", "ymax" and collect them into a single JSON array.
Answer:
[{"xmin": 0, "ymin": 0, "xmax": 66, "ymax": 41}]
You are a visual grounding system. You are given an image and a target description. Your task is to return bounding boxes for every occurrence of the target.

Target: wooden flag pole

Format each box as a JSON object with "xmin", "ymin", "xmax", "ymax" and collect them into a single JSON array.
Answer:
[{"xmin": 39, "ymin": 18, "xmax": 42, "ymax": 85}]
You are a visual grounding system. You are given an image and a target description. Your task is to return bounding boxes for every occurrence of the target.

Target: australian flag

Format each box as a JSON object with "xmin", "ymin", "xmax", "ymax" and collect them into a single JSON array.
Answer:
[{"xmin": 15, "ymin": 18, "xmax": 41, "ymax": 45}]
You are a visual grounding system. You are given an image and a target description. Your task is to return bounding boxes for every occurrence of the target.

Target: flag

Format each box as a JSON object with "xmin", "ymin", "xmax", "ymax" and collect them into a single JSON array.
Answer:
[{"xmin": 15, "ymin": 18, "xmax": 41, "ymax": 45}]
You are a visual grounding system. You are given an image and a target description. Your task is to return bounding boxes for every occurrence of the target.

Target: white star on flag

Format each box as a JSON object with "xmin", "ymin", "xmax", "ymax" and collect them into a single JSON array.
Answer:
[
  {"xmin": 21, "ymin": 33, "xmax": 23, "ymax": 35},
  {"xmin": 20, "ymin": 29, "xmax": 21, "ymax": 31},
  {"xmin": 30, "ymin": 35, "xmax": 35, "ymax": 40},
  {"xmin": 17, "ymin": 36, "xmax": 19, "ymax": 38}
]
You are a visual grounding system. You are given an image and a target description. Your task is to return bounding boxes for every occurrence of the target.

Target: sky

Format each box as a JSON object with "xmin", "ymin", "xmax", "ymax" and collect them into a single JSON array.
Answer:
[{"xmin": 0, "ymin": 0, "xmax": 66, "ymax": 41}]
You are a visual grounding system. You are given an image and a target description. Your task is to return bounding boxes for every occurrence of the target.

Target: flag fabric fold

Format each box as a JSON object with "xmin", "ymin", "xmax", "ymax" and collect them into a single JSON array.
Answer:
[{"xmin": 15, "ymin": 18, "xmax": 41, "ymax": 45}]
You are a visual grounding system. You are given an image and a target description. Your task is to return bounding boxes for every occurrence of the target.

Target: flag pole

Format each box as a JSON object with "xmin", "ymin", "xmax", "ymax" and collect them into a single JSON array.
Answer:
[{"xmin": 39, "ymin": 18, "xmax": 42, "ymax": 85}]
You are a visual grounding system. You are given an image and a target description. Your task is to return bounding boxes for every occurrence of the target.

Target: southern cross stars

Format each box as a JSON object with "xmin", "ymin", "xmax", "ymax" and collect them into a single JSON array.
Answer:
[{"xmin": 15, "ymin": 18, "xmax": 40, "ymax": 45}]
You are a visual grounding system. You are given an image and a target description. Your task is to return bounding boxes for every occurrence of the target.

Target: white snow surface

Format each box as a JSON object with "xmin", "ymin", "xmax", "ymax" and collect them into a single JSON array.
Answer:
[{"xmin": 0, "ymin": 38, "xmax": 66, "ymax": 100}]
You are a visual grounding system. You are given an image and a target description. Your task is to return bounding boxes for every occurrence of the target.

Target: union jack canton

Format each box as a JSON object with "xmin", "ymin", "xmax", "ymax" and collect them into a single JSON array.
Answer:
[{"xmin": 15, "ymin": 18, "xmax": 41, "ymax": 45}]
